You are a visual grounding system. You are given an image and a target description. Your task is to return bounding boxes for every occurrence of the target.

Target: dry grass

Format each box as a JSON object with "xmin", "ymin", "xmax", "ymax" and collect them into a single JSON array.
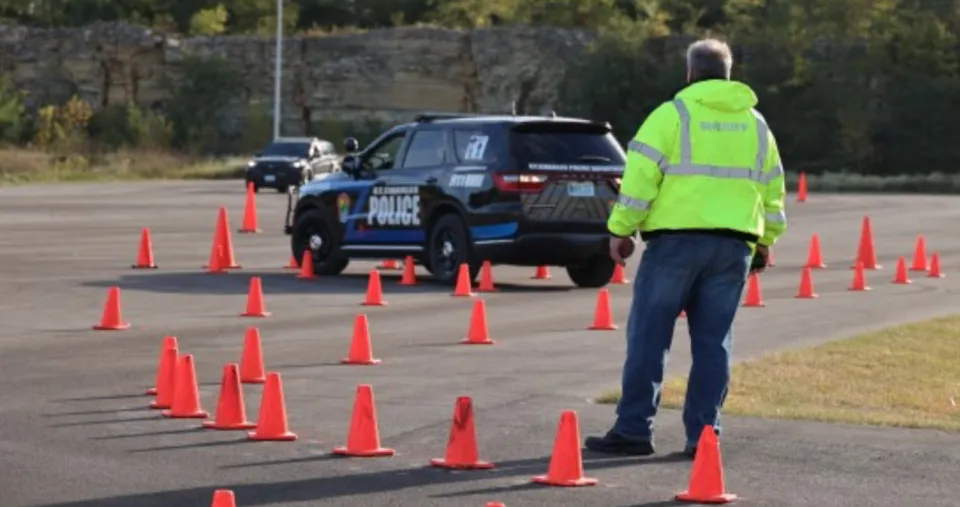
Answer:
[
  {"xmin": 0, "ymin": 147, "xmax": 245, "ymax": 185},
  {"xmin": 595, "ymin": 315, "xmax": 960, "ymax": 431}
]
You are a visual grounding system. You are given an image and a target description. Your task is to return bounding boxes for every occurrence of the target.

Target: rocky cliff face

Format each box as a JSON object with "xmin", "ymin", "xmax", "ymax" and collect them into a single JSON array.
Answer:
[{"xmin": 0, "ymin": 22, "xmax": 596, "ymax": 135}]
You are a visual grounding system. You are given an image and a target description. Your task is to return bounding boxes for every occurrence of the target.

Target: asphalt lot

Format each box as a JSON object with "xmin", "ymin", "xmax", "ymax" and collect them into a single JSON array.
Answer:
[{"xmin": 1, "ymin": 181, "xmax": 959, "ymax": 507}]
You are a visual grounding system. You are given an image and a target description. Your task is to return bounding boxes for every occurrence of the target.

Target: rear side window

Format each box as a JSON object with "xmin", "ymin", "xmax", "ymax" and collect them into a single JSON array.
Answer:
[
  {"xmin": 403, "ymin": 129, "xmax": 448, "ymax": 168},
  {"xmin": 512, "ymin": 130, "xmax": 626, "ymax": 167},
  {"xmin": 453, "ymin": 129, "xmax": 498, "ymax": 164}
]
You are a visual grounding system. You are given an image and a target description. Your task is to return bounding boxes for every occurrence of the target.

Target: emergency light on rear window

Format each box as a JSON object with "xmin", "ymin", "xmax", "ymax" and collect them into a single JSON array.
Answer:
[{"xmin": 492, "ymin": 172, "xmax": 548, "ymax": 193}]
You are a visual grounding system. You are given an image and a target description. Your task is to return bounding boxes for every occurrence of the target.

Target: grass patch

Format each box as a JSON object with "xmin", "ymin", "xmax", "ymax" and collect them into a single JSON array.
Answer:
[
  {"xmin": 595, "ymin": 315, "xmax": 960, "ymax": 431},
  {"xmin": 0, "ymin": 148, "xmax": 245, "ymax": 186}
]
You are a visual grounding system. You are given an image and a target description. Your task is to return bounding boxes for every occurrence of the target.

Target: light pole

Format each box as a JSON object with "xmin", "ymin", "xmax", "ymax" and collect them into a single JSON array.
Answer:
[{"xmin": 272, "ymin": 0, "xmax": 283, "ymax": 140}]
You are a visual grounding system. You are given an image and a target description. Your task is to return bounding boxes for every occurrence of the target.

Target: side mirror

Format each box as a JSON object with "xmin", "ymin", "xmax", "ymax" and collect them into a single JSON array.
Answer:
[{"xmin": 344, "ymin": 137, "xmax": 359, "ymax": 153}]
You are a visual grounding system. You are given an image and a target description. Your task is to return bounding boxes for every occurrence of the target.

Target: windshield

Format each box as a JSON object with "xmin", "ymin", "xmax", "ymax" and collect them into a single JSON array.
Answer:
[
  {"xmin": 513, "ymin": 131, "xmax": 626, "ymax": 165},
  {"xmin": 261, "ymin": 142, "xmax": 310, "ymax": 157}
]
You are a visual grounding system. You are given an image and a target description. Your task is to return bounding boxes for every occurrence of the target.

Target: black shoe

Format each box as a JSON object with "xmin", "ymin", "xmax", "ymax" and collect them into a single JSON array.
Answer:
[
  {"xmin": 584, "ymin": 430, "xmax": 655, "ymax": 456},
  {"xmin": 683, "ymin": 444, "xmax": 697, "ymax": 459}
]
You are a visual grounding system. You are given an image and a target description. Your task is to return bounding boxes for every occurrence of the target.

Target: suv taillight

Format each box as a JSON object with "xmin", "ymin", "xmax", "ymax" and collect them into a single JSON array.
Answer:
[{"xmin": 492, "ymin": 172, "xmax": 548, "ymax": 193}]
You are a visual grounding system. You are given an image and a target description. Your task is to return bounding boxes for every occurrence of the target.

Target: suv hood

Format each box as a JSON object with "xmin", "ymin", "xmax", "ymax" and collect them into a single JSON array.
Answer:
[
  {"xmin": 675, "ymin": 80, "xmax": 758, "ymax": 112},
  {"xmin": 256, "ymin": 155, "xmax": 303, "ymax": 163}
]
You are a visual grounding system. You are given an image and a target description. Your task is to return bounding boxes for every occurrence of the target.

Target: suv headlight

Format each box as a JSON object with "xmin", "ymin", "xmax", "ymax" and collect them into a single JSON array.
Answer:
[
  {"xmin": 293, "ymin": 160, "xmax": 306, "ymax": 168},
  {"xmin": 246, "ymin": 160, "xmax": 256, "ymax": 168}
]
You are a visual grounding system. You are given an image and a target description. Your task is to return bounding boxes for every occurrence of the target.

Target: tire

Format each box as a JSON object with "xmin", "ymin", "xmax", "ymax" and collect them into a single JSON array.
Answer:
[
  {"xmin": 427, "ymin": 213, "xmax": 480, "ymax": 286},
  {"xmin": 290, "ymin": 208, "xmax": 349, "ymax": 276},
  {"xmin": 566, "ymin": 256, "xmax": 616, "ymax": 288}
]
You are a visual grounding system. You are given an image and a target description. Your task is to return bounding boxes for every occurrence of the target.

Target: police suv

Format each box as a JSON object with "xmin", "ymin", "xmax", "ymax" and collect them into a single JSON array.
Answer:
[{"xmin": 282, "ymin": 113, "xmax": 626, "ymax": 287}]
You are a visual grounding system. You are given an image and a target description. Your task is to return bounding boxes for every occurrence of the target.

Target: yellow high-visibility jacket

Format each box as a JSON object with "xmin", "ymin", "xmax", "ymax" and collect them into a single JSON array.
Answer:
[{"xmin": 608, "ymin": 79, "xmax": 786, "ymax": 248}]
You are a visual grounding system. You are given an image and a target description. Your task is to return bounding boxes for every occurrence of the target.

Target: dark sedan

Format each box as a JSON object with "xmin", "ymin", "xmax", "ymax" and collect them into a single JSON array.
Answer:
[{"xmin": 244, "ymin": 137, "xmax": 341, "ymax": 193}]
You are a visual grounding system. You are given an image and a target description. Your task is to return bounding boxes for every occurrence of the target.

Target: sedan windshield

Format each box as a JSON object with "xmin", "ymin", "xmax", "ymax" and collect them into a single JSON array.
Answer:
[{"xmin": 261, "ymin": 142, "xmax": 310, "ymax": 157}]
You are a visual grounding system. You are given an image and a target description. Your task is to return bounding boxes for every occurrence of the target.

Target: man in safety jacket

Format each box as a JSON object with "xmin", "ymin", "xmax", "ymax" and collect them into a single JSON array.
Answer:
[{"xmin": 585, "ymin": 38, "xmax": 787, "ymax": 458}]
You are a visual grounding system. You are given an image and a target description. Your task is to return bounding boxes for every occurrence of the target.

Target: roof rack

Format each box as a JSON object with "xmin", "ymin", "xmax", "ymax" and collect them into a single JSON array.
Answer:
[{"xmin": 413, "ymin": 112, "xmax": 485, "ymax": 123}]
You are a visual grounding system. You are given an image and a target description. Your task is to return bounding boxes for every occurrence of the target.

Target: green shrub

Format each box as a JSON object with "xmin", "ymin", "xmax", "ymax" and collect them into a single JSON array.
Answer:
[{"xmin": 0, "ymin": 76, "xmax": 28, "ymax": 144}]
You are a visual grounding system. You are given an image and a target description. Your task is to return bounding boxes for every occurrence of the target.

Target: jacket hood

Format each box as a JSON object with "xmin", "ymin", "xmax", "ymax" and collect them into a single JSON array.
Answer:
[{"xmin": 675, "ymin": 80, "xmax": 758, "ymax": 112}]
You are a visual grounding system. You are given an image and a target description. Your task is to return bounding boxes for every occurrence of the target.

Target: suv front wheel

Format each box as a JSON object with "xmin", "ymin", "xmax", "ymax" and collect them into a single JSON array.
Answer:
[
  {"xmin": 291, "ymin": 208, "xmax": 349, "ymax": 276},
  {"xmin": 566, "ymin": 256, "xmax": 616, "ymax": 288},
  {"xmin": 427, "ymin": 213, "xmax": 480, "ymax": 286}
]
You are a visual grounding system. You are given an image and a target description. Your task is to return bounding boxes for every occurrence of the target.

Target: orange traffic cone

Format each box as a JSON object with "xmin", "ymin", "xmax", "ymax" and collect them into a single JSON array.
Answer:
[
  {"xmin": 850, "ymin": 261, "xmax": 871, "ymax": 291},
  {"xmin": 206, "ymin": 244, "xmax": 226, "ymax": 274},
  {"xmin": 462, "ymin": 299, "xmax": 494, "ymax": 345},
  {"xmin": 532, "ymin": 410, "xmax": 597, "ymax": 487},
  {"xmin": 210, "ymin": 489, "xmax": 236, "ymax": 507},
  {"xmin": 452, "ymin": 263, "xmax": 475, "ymax": 297},
  {"xmin": 742, "ymin": 273, "xmax": 764, "ymax": 307},
  {"xmin": 430, "ymin": 396, "xmax": 494, "ymax": 469},
  {"xmin": 149, "ymin": 347, "xmax": 179, "ymax": 409},
  {"xmin": 805, "ymin": 233, "xmax": 826, "ymax": 268},
  {"xmin": 132, "ymin": 227, "xmax": 157, "ymax": 269},
  {"xmin": 205, "ymin": 207, "xmax": 241, "ymax": 269},
  {"xmin": 399, "ymin": 255, "xmax": 417, "ymax": 285},
  {"xmin": 486, "ymin": 503, "xmax": 505, "ymax": 507},
  {"xmin": 893, "ymin": 256, "xmax": 911, "ymax": 284},
  {"xmin": 531, "ymin": 265, "xmax": 551, "ymax": 279},
  {"xmin": 163, "ymin": 354, "xmax": 209, "ymax": 419},
  {"xmin": 203, "ymin": 363, "xmax": 256, "ymax": 430},
  {"xmin": 610, "ymin": 263, "xmax": 629, "ymax": 284},
  {"xmin": 333, "ymin": 384, "xmax": 395, "ymax": 457},
  {"xmin": 238, "ymin": 183, "xmax": 261, "ymax": 233},
  {"xmin": 588, "ymin": 288, "xmax": 617, "ymax": 330},
  {"xmin": 797, "ymin": 171, "xmax": 808, "ymax": 203},
  {"xmin": 910, "ymin": 235, "xmax": 928, "ymax": 271},
  {"xmin": 217, "ymin": 207, "xmax": 241, "ymax": 268},
  {"xmin": 93, "ymin": 286, "xmax": 131, "ymax": 330},
  {"xmin": 795, "ymin": 267, "xmax": 818, "ymax": 298},
  {"xmin": 297, "ymin": 250, "xmax": 316, "ymax": 279},
  {"xmin": 928, "ymin": 252, "xmax": 945, "ymax": 278},
  {"xmin": 284, "ymin": 255, "xmax": 299, "ymax": 269},
  {"xmin": 362, "ymin": 270, "xmax": 387, "ymax": 306},
  {"xmin": 675, "ymin": 425, "xmax": 737, "ymax": 503},
  {"xmin": 146, "ymin": 336, "xmax": 178, "ymax": 395},
  {"xmin": 853, "ymin": 215, "xmax": 881, "ymax": 269},
  {"xmin": 247, "ymin": 372, "xmax": 298, "ymax": 441},
  {"xmin": 342, "ymin": 314, "xmax": 381, "ymax": 365},
  {"xmin": 380, "ymin": 259, "xmax": 400, "ymax": 270},
  {"xmin": 240, "ymin": 276, "xmax": 270, "ymax": 317},
  {"xmin": 239, "ymin": 327, "xmax": 267, "ymax": 384},
  {"xmin": 477, "ymin": 261, "xmax": 496, "ymax": 292}
]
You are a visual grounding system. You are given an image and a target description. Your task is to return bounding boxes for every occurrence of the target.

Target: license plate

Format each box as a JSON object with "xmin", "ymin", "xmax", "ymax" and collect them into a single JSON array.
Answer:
[
  {"xmin": 264, "ymin": 175, "xmax": 276, "ymax": 183},
  {"xmin": 566, "ymin": 181, "xmax": 594, "ymax": 197}
]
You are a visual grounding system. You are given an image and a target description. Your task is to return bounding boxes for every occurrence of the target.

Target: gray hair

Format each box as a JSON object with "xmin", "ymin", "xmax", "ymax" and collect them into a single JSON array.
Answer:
[{"xmin": 686, "ymin": 38, "xmax": 733, "ymax": 81}]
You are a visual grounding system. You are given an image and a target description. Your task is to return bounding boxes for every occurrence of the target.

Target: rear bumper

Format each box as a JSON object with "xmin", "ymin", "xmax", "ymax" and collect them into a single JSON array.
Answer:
[{"xmin": 475, "ymin": 233, "xmax": 609, "ymax": 266}]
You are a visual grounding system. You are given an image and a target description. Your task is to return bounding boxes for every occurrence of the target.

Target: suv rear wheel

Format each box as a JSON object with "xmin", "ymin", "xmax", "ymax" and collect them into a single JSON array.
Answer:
[
  {"xmin": 427, "ymin": 213, "xmax": 479, "ymax": 286},
  {"xmin": 291, "ymin": 208, "xmax": 349, "ymax": 276},
  {"xmin": 566, "ymin": 256, "xmax": 616, "ymax": 288}
]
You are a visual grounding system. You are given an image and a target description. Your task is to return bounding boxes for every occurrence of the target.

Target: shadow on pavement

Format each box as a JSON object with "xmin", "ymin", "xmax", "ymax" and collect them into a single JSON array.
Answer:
[
  {"xmin": 31, "ymin": 454, "xmax": 647, "ymax": 507},
  {"xmin": 82, "ymin": 271, "xmax": 576, "ymax": 296}
]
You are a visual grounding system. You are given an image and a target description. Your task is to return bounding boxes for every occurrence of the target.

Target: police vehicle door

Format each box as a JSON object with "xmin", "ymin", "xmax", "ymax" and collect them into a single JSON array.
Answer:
[
  {"xmin": 368, "ymin": 128, "xmax": 450, "ymax": 248},
  {"xmin": 341, "ymin": 130, "xmax": 410, "ymax": 251}
]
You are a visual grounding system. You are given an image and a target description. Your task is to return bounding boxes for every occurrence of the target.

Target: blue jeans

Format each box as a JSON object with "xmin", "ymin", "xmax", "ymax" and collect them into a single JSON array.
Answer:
[{"xmin": 612, "ymin": 233, "xmax": 752, "ymax": 446}]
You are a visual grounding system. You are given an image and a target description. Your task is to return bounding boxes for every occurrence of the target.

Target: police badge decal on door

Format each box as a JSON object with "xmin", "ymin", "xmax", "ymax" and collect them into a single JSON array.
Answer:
[{"xmin": 365, "ymin": 185, "xmax": 422, "ymax": 227}]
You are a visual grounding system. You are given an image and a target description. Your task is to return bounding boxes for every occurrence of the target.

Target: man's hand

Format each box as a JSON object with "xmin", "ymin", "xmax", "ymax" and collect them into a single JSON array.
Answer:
[
  {"xmin": 750, "ymin": 245, "xmax": 770, "ymax": 274},
  {"xmin": 609, "ymin": 235, "xmax": 637, "ymax": 266}
]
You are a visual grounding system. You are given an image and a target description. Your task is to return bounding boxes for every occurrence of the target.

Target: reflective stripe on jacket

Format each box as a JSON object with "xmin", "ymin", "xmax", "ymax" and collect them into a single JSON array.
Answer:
[{"xmin": 607, "ymin": 79, "xmax": 787, "ymax": 246}]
